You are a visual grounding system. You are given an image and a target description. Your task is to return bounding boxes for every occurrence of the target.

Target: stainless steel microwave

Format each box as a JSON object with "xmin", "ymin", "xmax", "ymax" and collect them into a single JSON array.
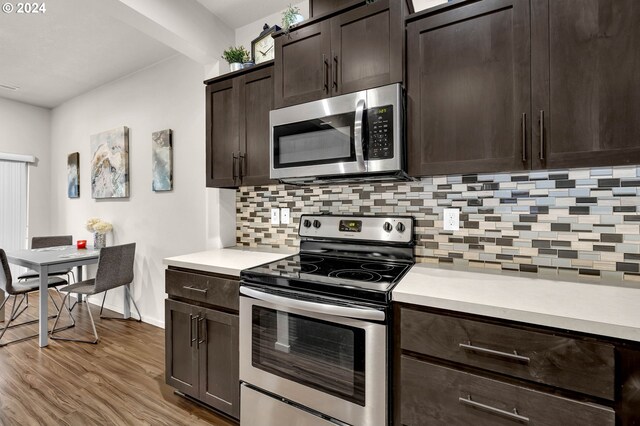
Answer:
[{"xmin": 270, "ymin": 83, "xmax": 408, "ymax": 184}]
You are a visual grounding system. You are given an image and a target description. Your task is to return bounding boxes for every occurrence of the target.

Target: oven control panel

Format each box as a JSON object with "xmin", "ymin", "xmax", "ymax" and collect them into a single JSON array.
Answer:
[{"xmin": 299, "ymin": 215, "xmax": 413, "ymax": 243}]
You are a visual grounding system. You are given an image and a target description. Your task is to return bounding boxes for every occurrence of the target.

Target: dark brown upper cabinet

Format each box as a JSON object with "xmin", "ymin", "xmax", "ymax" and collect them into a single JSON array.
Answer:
[
  {"xmin": 531, "ymin": 0, "xmax": 640, "ymax": 169},
  {"xmin": 407, "ymin": 0, "xmax": 532, "ymax": 176},
  {"xmin": 309, "ymin": 0, "xmax": 353, "ymax": 18},
  {"xmin": 274, "ymin": 0, "xmax": 410, "ymax": 109},
  {"xmin": 407, "ymin": 0, "xmax": 640, "ymax": 177},
  {"xmin": 205, "ymin": 63, "xmax": 275, "ymax": 188}
]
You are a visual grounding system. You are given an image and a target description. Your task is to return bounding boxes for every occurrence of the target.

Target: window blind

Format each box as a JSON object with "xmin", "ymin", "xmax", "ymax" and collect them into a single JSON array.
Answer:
[{"xmin": 0, "ymin": 158, "xmax": 29, "ymax": 279}]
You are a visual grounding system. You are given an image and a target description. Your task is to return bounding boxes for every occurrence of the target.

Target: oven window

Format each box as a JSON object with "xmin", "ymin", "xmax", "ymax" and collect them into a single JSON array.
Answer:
[
  {"xmin": 273, "ymin": 112, "xmax": 356, "ymax": 169},
  {"xmin": 252, "ymin": 306, "xmax": 366, "ymax": 406}
]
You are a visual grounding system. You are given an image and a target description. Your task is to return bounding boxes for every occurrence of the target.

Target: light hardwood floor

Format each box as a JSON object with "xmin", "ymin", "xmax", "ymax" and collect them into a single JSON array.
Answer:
[{"xmin": 0, "ymin": 292, "xmax": 235, "ymax": 426}]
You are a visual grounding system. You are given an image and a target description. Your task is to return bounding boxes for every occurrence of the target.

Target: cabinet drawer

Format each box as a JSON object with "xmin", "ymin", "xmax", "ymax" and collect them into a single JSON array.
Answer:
[
  {"xmin": 165, "ymin": 269, "xmax": 239, "ymax": 311},
  {"xmin": 400, "ymin": 308, "xmax": 615, "ymax": 400},
  {"xmin": 400, "ymin": 356, "xmax": 615, "ymax": 426}
]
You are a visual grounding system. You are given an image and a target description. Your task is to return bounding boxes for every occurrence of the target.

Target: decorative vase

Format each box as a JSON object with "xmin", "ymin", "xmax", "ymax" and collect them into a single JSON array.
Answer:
[
  {"xmin": 230, "ymin": 62, "xmax": 243, "ymax": 72},
  {"xmin": 93, "ymin": 232, "xmax": 106, "ymax": 249}
]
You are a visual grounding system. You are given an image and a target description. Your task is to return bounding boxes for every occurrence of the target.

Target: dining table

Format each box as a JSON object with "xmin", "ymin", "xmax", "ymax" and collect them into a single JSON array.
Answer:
[{"xmin": 5, "ymin": 245, "xmax": 131, "ymax": 347}]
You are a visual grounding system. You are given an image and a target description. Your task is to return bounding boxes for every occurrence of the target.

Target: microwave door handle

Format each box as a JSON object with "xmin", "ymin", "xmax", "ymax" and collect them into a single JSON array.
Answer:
[
  {"xmin": 240, "ymin": 286, "xmax": 385, "ymax": 322},
  {"xmin": 354, "ymin": 98, "xmax": 366, "ymax": 173}
]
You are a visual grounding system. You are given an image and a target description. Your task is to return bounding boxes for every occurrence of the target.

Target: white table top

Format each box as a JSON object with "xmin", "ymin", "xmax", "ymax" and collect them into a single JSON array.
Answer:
[
  {"xmin": 163, "ymin": 247, "xmax": 293, "ymax": 277},
  {"xmin": 6, "ymin": 245, "xmax": 100, "ymax": 268},
  {"xmin": 393, "ymin": 263, "xmax": 640, "ymax": 342}
]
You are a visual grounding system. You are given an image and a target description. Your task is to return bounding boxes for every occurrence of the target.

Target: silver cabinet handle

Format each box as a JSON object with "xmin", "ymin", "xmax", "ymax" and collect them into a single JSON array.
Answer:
[
  {"xmin": 239, "ymin": 153, "xmax": 246, "ymax": 180},
  {"xmin": 459, "ymin": 341, "xmax": 530, "ymax": 364},
  {"xmin": 197, "ymin": 316, "xmax": 206, "ymax": 347},
  {"xmin": 240, "ymin": 286, "xmax": 384, "ymax": 321},
  {"xmin": 459, "ymin": 395, "xmax": 529, "ymax": 423},
  {"xmin": 333, "ymin": 54, "xmax": 338, "ymax": 91},
  {"xmin": 232, "ymin": 153, "xmax": 238, "ymax": 181},
  {"xmin": 189, "ymin": 314, "xmax": 198, "ymax": 347},
  {"xmin": 322, "ymin": 54, "xmax": 329, "ymax": 93},
  {"xmin": 183, "ymin": 286, "xmax": 208, "ymax": 294},
  {"xmin": 521, "ymin": 113, "xmax": 527, "ymax": 162},
  {"xmin": 539, "ymin": 110, "xmax": 545, "ymax": 161},
  {"xmin": 354, "ymin": 98, "xmax": 367, "ymax": 173}
]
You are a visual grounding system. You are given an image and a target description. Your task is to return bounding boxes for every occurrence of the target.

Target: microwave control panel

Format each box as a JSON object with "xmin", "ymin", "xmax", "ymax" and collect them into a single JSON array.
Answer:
[{"xmin": 366, "ymin": 105, "xmax": 394, "ymax": 160}]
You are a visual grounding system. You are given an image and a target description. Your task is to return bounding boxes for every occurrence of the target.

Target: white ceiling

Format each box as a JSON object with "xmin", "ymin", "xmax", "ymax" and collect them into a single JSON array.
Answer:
[
  {"xmin": 0, "ymin": 0, "xmax": 177, "ymax": 108},
  {"xmin": 0, "ymin": 0, "xmax": 293, "ymax": 109}
]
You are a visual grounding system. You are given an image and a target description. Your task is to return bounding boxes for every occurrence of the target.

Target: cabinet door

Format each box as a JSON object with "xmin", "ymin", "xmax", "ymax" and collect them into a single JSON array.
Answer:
[
  {"xmin": 330, "ymin": 0, "xmax": 403, "ymax": 96},
  {"xmin": 206, "ymin": 79, "xmax": 239, "ymax": 187},
  {"xmin": 310, "ymin": 0, "xmax": 353, "ymax": 18},
  {"xmin": 400, "ymin": 356, "xmax": 615, "ymax": 426},
  {"xmin": 197, "ymin": 307, "xmax": 240, "ymax": 419},
  {"xmin": 407, "ymin": 0, "xmax": 531, "ymax": 176},
  {"xmin": 274, "ymin": 20, "xmax": 332, "ymax": 108},
  {"xmin": 165, "ymin": 299, "xmax": 199, "ymax": 398},
  {"xmin": 531, "ymin": 0, "xmax": 640, "ymax": 169},
  {"xmin": 239, "ymin": 66, "xmax": 277, "ymax": 186}
]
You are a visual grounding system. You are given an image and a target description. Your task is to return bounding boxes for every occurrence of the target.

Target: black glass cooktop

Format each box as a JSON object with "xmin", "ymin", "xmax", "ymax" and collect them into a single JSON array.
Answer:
[{"xmin": 241, "ymin": 253, "xmax": 413, "ymax": 303}]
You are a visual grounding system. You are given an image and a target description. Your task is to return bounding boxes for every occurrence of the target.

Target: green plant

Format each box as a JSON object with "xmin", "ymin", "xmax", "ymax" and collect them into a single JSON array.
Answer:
[
  {"xmin": 281, "ymin": 4, "xmax": 302, "ymax": 34},
  {"xmin": 221, "ymin": 46, "xmax": 249, "ymax": 64}
]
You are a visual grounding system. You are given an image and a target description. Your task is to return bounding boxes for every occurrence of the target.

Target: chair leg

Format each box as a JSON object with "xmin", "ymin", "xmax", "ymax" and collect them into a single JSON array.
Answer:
[
  {"xmin": 4, "ymin": 291, "xmax": 63, "ymax": 330},
  {"xmin": 0, "ymin": 295, "xmax": 18, "ymax": 345},
  {"xmin": 0, "ymin": 294, "xmax": 55, "ymax": 347},
  {"xmin": 49, "ymin": 290, "xmax": 75, "ymax": 334},
  {"xmin": 99, "ymin": 287, "xmax": 142, "ymax": 322},
  {"xmin": 50, "ymin": 292, "xmax": 98, "ymax": 344},
  {"xmin": 66, "ymin": 270, "xmax": 78, "ymax": 311}
]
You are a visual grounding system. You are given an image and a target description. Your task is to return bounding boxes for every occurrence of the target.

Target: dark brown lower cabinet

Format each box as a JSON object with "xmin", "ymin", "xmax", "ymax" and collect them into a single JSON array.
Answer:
[
  {"xmin": 401, "ymin": 356, "xmax": 615, "ymax": 426},
  {"xmin": 396, "ymin": 304, "xmax": 640, "ymax": 425},
  {"xmin": 165, "ymin": 268, "xmax": 240, "ymax": 419}
]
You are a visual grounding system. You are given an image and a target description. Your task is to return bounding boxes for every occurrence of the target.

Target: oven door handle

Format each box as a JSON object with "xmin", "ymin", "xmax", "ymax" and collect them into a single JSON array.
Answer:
[
  {"xmin": 354, "ymin": 98, "xmax": 367, "ymax": 173},
  {"xmin": 240, "ymin": 286, "xmax": 385, "ymax": 322}
]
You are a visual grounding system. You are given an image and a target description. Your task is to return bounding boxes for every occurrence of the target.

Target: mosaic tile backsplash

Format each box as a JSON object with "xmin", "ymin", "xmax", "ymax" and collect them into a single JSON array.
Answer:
[{"xmin": 236, "ymin": 165, "xmax": 640, "ymax": 282}]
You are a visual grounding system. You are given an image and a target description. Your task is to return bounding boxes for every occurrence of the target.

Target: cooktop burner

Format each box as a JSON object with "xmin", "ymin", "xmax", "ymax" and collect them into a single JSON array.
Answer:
[{"xmin": 243, "ymin": 253, "xmax": 412, "ymax": 294}]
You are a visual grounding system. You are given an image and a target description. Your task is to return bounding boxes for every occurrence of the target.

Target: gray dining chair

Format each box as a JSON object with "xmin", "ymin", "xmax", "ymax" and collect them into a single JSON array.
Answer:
[
  {"xmin": 18, "ymin": 235, "xmax": 76, "ymax": 282},
  {"xmin": 50, "ymin": 243, "xmax": 140, "ymax": 344},
  {"xmin": 0, "ymin": 248, "xmax": 75, "ymax": 347}
]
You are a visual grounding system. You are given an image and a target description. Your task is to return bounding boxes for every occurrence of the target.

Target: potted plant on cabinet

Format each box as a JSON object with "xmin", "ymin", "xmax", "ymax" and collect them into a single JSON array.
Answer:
[
  {"xmin": 282, "ymin": 4, "xmax": 304, "ymax": 35},
  {"xmin": 222, "ymin": 46, "xmax": 249, "ymax": 72}
]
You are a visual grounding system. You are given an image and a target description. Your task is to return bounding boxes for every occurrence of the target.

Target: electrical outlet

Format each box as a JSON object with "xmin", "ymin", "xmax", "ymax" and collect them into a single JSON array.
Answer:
[
  {"xmin": 280, "ymin": 208, "xmax": 290, "ymax": 224},
  {"xmin": 443, "ymin": 208, "xmax": 460, "ymax": 231},
  {"xmin": 271, "ymin": 208, "xmax": 280, "ymax": 225}
]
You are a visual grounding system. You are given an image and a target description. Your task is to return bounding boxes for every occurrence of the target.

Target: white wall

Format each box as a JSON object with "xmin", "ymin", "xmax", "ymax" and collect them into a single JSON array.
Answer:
[
  {"xmin": 235, "ymin": 1, "xmax": 309, "ymax": 52},
  {"xmin": 49, "ymin": 55, "xmax": 209, "ymax": 327},
  {"xmin": 0, "ymin": 98, "xmax": 52, "ymax": 241}
]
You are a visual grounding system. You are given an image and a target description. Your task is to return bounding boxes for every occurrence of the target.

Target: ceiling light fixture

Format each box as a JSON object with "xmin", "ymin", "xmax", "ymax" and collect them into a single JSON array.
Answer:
[{"xmin": 0, "ymin": 83, "xmax": 20, "ymax": 91}]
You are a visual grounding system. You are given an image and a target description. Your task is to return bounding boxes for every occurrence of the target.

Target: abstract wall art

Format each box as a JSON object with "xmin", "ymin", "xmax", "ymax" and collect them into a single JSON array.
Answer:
[
  {"xmin": 67, "ymin": 152, "xmax": 79, "ymax": 198},
  {"xmin": 152, "ymin": 129, "xmax": 173, "ymax": 191},
  {"xmin": 90, "ymin": 126, "xmax": 129, "ymax": 199}
]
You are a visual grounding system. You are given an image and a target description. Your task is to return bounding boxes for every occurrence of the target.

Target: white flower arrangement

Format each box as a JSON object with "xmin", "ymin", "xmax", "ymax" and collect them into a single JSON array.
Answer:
[{"xmin": 86, "ymin": 218, "xmax": 113, "ymax": 235}]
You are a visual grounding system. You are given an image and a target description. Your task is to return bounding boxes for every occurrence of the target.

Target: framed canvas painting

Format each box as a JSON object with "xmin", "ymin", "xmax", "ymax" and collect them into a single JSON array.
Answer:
[
  {"xmin": 152, "ymin": 129, "xmax": 173, "ymax": 191},
  {"xmin": 90, "ymin": 126, "xmax": 129, "ymax": 199},
  {"xmin": 67, "ymin": 152, "xmax": 79, "ymax": 198}
]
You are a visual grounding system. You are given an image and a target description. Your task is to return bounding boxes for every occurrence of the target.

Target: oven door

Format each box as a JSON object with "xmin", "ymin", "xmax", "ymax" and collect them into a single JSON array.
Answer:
[{"xmin": 239, "ymin": 286, "xmax": 387, "ymax": 426}]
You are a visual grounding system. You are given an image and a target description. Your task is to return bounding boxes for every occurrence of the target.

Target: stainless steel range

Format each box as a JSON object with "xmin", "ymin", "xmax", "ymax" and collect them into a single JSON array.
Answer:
[{"xmin": 239, "ymin": 214, "xmax": 414, "ymax": 426}]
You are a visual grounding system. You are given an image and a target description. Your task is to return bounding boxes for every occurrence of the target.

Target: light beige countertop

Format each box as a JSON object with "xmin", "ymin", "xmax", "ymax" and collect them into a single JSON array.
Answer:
[
  {"xmin": 163, "ymin": 247, "xmax": 293, "ymax": 277},
  {"xmin": 393, "ymin": 263, "xmax": 640, "ymax": 342}
]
